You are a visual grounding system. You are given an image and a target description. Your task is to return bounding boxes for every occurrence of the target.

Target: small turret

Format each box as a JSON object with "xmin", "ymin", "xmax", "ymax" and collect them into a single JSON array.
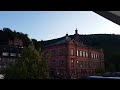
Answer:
[
  {"xmin": 74, "ymin": 28, "xmax": 80, "ymax": 42},
  {"xmin": 75, "ymin": 28, "xmax": 78, "ymax": 35}
]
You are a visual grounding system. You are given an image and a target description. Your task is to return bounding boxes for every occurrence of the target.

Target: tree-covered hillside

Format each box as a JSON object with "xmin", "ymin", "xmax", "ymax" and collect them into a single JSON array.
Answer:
[
  {"xmin": 38, "ymin": 34, "xmax": 120, "ymax": 72},
  {"xmin": 0, "ymin": 28, "xmax": 31, "ymax": 47},
  {"xmin": 1, "ymin": 27, "xmax": 120, "ymax": 72}
]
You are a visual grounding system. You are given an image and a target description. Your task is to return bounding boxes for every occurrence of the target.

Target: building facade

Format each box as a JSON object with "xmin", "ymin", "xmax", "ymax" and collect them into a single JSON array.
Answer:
[
  {"xmin": 44, "ymin": 29, "xmax": 104, "ymax": 79},
  {"xmin": 0, "ymin": 37, "xmax": 23, "ymax": 72}
]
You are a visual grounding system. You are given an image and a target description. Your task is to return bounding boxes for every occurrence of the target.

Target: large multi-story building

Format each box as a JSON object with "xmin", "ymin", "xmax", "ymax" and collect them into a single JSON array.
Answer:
[
  {"xmin": 44, "ymin": 29, "xmax": 104, "ymax": 79},
  {"xmin": 0, "ymin": 29, "xmax": 23, "ymax": 72}
]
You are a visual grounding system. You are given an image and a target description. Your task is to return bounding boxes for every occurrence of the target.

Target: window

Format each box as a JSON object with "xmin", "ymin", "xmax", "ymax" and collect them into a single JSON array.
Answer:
[
  {"xmin": 77, "ymin": 50, "xmax": 79, "ymax": 56},
  {"xmin": 71, "ymin": 60, "xmax": 74, "ymax": 63},
  {"xmin": 91, "ymin": 53, "xmax": 93, "ymax": 58},
  {"xmin": 77, "ymin": 60, "xmax": 79, "ymax": 63},
  {"xmin": 2, "ymin": 52, "xmax": 9, "ymax": 56},
  {"xmin": 0, "ymin": 58, "xmax": 1, "ymax": 60},
  {"xmin": 80, "ymin": 51, "xmax": 82, "ymax": 57},
  {"xmin": 86, "ymin": 52, "xmax": 88, "ymax": 57},
  {"xmin": 98, "ymin": 54, "xmax": 99, "ymax": 58},
  {"xmin": 71, "ymin": 49, "xmax": 74, "ymax": 55},
  {"xmin": 76, "ymin": 60, "xmax": 79, "ymax": 68},
  {"xmin": 94, "ymin": 54, "xmax": 96, "ymax": 59},
  {"xmin": 83, "ymin": 62, "xmax": 85, "ymax": 67},
  {"xmin": 71, "ymin": 58, "xmax": 74, "ymax": 67},
  {"xmin": 96, "ymin": 54, "xmax": 97, "ymax": 59},
  {"xmin": 83, "ymin": 51, "xmax": 85, "ymax": 57},
  {"xmin": 80, "ymin": 61, "xmax": 83, "ymax": 68},
  {"xmin": 10, "ymin": 53, "xmax": 16, "ymax": 56}
]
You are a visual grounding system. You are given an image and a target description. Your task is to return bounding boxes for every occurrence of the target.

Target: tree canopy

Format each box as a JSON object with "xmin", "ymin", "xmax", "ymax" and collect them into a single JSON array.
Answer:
[{"xmin": 4, "ymin": 43, "xmax": 49, "ymax": 79}]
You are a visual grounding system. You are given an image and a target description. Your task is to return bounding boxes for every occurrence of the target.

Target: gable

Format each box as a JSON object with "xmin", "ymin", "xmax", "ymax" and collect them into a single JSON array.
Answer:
[{"xmin": 68, "ymin": 39, "xmax": 77, "ymax": 46}]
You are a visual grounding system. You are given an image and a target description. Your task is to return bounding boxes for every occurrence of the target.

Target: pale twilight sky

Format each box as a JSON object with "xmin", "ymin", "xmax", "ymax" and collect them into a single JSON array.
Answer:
[{"xmin": 0, "ymin": 11, "xmax": 120, "ymax": 41}]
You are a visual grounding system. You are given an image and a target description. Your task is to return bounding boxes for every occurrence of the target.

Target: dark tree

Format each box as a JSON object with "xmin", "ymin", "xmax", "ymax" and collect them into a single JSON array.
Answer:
[{"xmin": 4, "ymin": 43, "xmax": 49, "ymax": 79}]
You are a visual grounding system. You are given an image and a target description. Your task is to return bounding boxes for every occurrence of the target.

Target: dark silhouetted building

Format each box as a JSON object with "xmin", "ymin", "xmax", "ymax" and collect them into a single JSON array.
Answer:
[{"xmin": 0, "ymin": 29, "xmax": 23, "ymax": 72}]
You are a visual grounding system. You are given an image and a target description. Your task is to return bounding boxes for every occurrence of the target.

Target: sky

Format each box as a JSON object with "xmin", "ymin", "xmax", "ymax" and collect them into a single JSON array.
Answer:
[{"xmin": 0, "ymin": 11, "xmax": 120, "ymax": 41}]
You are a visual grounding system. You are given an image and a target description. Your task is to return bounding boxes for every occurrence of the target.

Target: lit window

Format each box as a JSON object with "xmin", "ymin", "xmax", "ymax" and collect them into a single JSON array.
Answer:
[
  {"xmin": 86, "ymin": 52, "xmax": 88, "ymax": 57},
  {"xmin": 80, "ymin": 51, "xmax": 82, "ymax": 57},
  {"xmin": 83, "ymin": 52, "xmax": 85, "ymax": 57},
  {"xmin": 71, "ymin": 60, "xmax": 74, "ymax": 63},
  {"xmin": 94, "ymin": 54, "xmax": 96, "ymax": 59},
  {"xmin": 71, "ymin": 49, "xmax": 74, "ymax": 55},
  {"xmin": 71, "ymin": 59, "xmax": 74, "ymax": 67},
  {"xmin": 10, "ymin": 53, "xmax": 16, "ymax": 56},
  {"xmin": 0, "ymin": 58, "xmax": 1, "ymax": 60},
  {"xmin": 2, "ymin": 52, "xmax": 9, "ymax": 56},
  {"xmin": 80, "ymin": 65, "xmax": 83, "ymax": 68},
  {"xmin": 76, "ymin": 60, "xmax": 79, "ymax": 68},
  {"xmin": 77, "ymin": 50, "xmax": 79, "ymax": 56},
  {"xmin": 77, "ymin": 60, "xmax": 79, "ymax": 63},
  {"xmin": 91, "ymin": 53, "xmax": 93, "ymax": 58}
]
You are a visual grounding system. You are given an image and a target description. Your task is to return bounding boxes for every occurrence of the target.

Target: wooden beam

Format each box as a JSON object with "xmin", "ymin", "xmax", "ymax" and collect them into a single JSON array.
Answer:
[{"xmin": 93, "ymin": 11, "xmax": 120, "ymax": 25}]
